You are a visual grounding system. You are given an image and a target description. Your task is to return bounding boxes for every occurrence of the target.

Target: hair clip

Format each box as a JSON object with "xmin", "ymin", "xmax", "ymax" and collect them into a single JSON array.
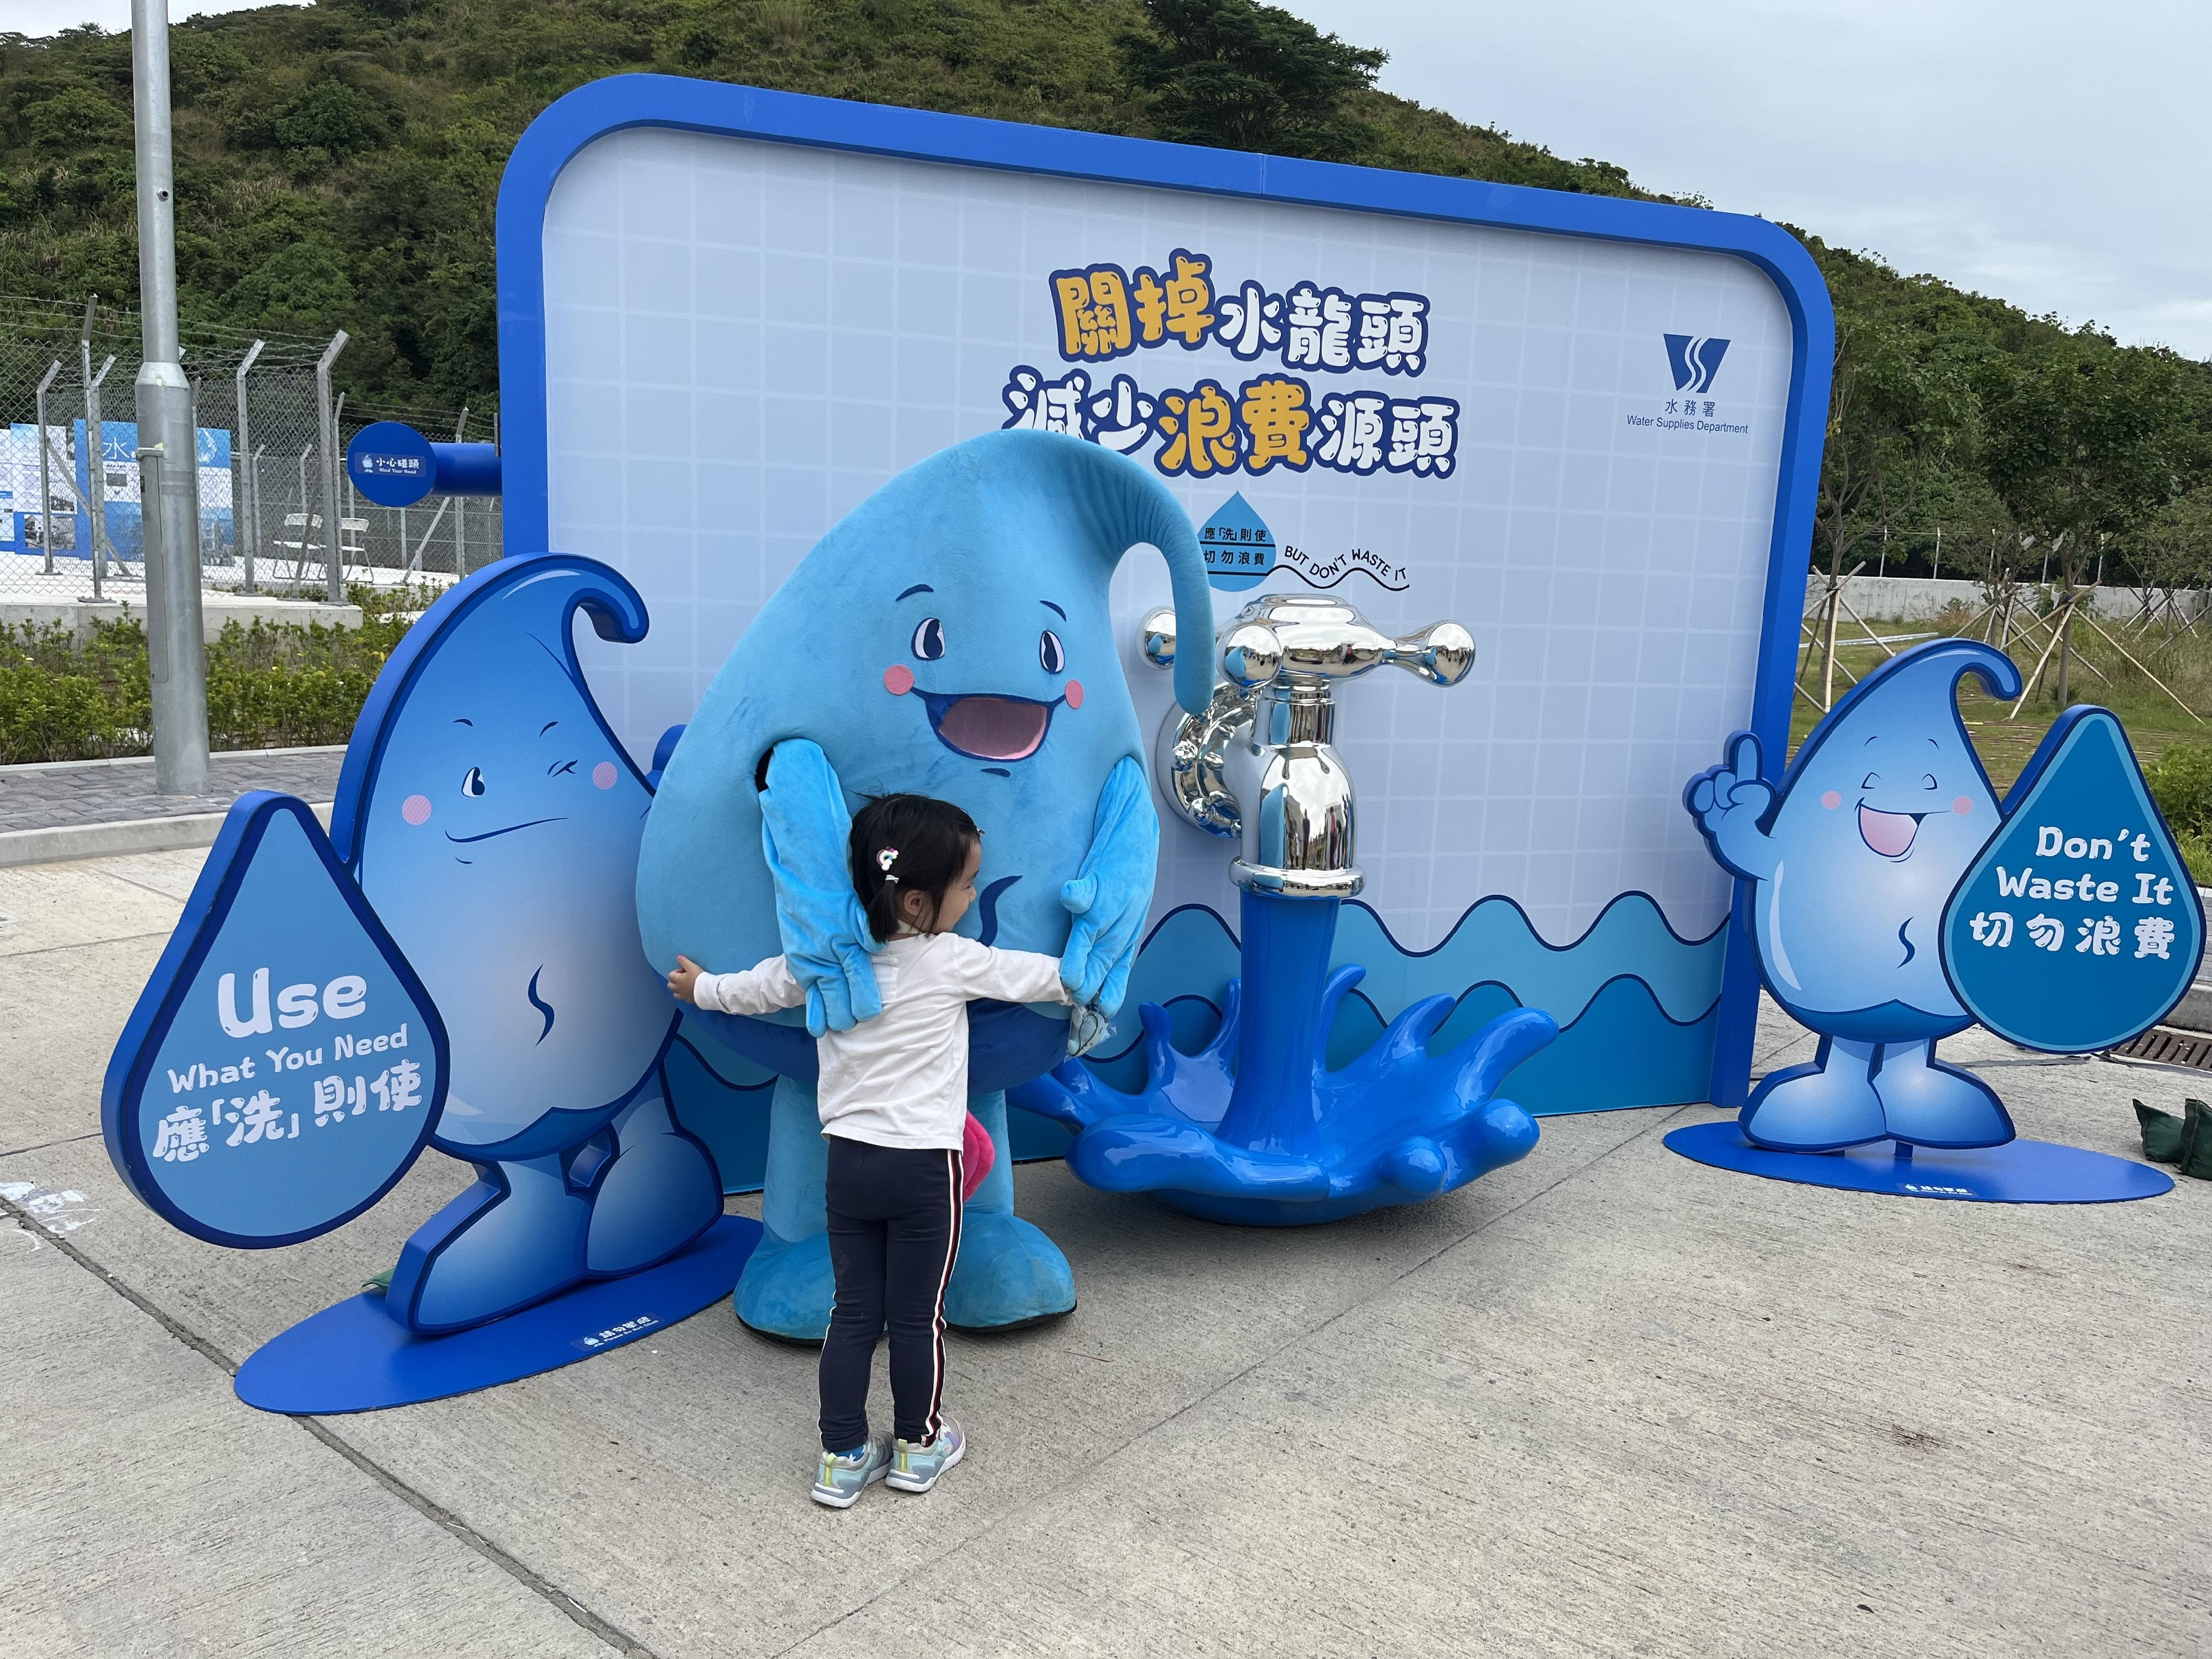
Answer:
[{"xmin": 877, "ymin": 847, "xmax": 899, "ymax": 883}]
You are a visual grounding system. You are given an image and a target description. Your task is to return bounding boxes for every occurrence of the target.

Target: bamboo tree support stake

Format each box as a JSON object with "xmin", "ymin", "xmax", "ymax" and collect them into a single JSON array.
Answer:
[
  {"xmin": 2077, "ymin": 612, "xmax": 2206, "ymax": 725},
  {"xmin": 2009, "ymin": 591, "xmax": 2085, "ymax": 719}
]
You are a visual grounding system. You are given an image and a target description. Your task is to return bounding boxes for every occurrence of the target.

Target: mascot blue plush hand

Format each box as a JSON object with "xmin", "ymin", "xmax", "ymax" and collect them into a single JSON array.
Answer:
[
  {"xmin": 1685, "ymin": 639, "xmax": 2022, "ymax": 1152},
  {"xmin": 335, "ymin": 557, "xmax": 724, "ymax": 1333},
  {"xmin": 637, "ymin": 430, "xmax": 1215, "ymax": 1336}
]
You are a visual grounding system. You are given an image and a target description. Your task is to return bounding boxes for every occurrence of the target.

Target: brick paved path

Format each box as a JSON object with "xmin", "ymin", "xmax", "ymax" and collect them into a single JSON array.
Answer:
[{"xmin": 0, "ymin": 747, "xmax": 346, "ymax": 834}]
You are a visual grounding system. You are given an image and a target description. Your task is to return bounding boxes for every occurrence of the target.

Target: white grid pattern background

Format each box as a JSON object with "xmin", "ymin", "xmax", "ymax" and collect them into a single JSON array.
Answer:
[{"xmin": 541, "ymin": 127, "xmax": 1794, "ymax": 948}]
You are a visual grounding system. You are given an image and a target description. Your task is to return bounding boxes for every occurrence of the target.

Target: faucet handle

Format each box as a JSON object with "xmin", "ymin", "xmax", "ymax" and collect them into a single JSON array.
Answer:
[{"xmin": 1383, "ymin": 621, "xmax": 1477, "ymax": 687}]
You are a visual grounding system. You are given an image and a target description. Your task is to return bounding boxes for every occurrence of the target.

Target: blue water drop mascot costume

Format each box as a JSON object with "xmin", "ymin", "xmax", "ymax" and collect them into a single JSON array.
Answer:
[
  {"xmin": 1684, "ymin": 639, "xmax": 2023, "ymax": 1151},
  {"xmin": 337, "ymin": 557, "xmax": 725, "ymax": 1332},
  {"xmin": 637, "ymin": 429, "xmax": 1215, "ymax": 1337}
]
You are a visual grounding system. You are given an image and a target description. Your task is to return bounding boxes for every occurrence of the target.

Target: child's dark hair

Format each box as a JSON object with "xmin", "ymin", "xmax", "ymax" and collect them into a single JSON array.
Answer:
[{"xmin": 849, "ymin": 794, "xmax": 980, "ymax": 942}]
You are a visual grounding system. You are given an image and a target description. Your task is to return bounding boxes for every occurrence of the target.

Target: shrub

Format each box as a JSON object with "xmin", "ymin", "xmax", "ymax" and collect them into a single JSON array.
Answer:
[
  {"xmin": 0, "ymin": 601, "xmax": 425, "ymax": 764},
  {"xmin": 2143, "ymin": 743, "xmax": 2212, "ymax": 888}
]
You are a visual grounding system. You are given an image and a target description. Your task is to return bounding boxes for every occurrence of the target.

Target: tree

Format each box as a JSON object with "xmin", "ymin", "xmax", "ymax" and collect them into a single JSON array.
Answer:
[
  {"xmin": 1978, "ymin": 329, "xmax": 2201, "ymax": 702},
  {"xmin": 1805, "ymin": 300, "xmax": 1976, "ymax": 701},
  {"xmin": 1119, "ymin": 0, "xmax": 1385, "ymax": 161}
]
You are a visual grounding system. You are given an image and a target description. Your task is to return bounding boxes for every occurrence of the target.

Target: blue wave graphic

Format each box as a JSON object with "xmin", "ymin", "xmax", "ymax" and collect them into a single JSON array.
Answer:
[
  {"xmin": 1074, "ymin": 891, "xmax": 1725, "ymax": 1117},
  {"xmin": 1107, "ymin": 893, "xmax": 1721, "ymax": 1050}
]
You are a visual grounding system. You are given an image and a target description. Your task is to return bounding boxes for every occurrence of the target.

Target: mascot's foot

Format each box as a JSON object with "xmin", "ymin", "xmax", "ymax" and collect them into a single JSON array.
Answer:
[
  {"xmin": 1874, "ymin": 1041, "xmax": 2015, "ymax": 1149},
  {"xmin": 945, "ymin": 1210, "xmax": 1075, "ymax": 1332},
  {"xmin": 734, "ymin": 1227, "xmax": 835, "ymax": 1342},
  {"xmin": 584, "ymin": 1125, "xmax": 722, "ymax": 1275},
  {"xmin": 388, "ymin": 1157, "xmax": 591, "ymax": 1335},
  {"xmin": 1741, "ymin": 1038, "xmax": 1887, "ymax": 1152}
]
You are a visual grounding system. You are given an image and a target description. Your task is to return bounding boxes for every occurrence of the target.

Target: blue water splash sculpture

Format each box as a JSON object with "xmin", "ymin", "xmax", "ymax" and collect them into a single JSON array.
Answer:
[
  {"xmin": 333, "ymin": 555, "xmax": 724, "ymax": 1332},
  {"xmin": 1014, "ymin": 592, "xmax": 1557, "ymax": 1224},
  {"xmin": 635, "ymin": 430, "xmax": 1218, "ymax": 1335}
]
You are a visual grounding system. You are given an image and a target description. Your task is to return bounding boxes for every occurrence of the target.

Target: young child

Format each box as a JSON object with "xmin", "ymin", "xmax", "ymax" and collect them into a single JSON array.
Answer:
[{"xmin": 666, "ymin": 792, "xmax": 1076, "ymax": 1508}]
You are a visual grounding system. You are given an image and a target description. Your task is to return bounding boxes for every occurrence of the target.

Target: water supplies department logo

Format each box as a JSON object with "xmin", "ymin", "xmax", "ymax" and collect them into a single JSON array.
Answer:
[
  {"xmin": 1626, "ymin": 333, "xmax": 1749, "ymax": 437},
  {"xmin": 1663, "ymin": 334, "xmax": 1730, "ymax": 395}
]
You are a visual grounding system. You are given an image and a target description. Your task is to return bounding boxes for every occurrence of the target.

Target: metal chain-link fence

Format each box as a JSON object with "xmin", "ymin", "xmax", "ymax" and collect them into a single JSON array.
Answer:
[{"xmin": 1, "ymin": 294, "xmax": 499, "ymax": 613}]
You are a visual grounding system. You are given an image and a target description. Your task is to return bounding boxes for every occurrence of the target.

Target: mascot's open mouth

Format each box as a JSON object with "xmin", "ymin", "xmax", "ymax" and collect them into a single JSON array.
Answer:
[
  {"xmin": 1858, "ymin": 803, "xmax": 1924, "ymax": 859},
  {"xmin": 919, "ymin": 692, "xmax": 1062, "ymax": 761}
]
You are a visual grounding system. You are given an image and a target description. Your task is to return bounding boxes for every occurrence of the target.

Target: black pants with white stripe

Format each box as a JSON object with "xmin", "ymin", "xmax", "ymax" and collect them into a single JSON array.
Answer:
[{"xmin": 819, "ymin": 1135, "xmax": 963, "ymax": 1452}]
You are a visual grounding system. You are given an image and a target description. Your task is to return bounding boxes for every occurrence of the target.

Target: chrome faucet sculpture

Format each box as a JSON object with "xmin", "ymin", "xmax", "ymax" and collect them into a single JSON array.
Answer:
[{"xmin": 1013, "ymin": 594, "xmax": 1557, "ymax": 1224}]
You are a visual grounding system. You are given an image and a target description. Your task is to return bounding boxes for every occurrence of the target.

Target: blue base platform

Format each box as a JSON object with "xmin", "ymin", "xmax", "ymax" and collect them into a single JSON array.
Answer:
[
  {"xmin": 1664, "ymin": 1121, "xmax": 2172, "ymax": 1204},
  {"xmin": 235, "ymin": 1214, "xmax": 761, "ymax": 1414}
]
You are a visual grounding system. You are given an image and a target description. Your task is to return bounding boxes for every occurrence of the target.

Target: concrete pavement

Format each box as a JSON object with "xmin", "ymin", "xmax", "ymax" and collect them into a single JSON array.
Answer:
[{"xmin": 2, "ymin": 847, "xmax": 2207, "ymax": 1657}]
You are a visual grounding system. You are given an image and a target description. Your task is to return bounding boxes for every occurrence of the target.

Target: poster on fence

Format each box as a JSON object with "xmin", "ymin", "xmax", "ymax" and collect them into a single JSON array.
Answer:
[{"xmin": 0, "ymin": 420, "xmax": 234, "ymax": 564}]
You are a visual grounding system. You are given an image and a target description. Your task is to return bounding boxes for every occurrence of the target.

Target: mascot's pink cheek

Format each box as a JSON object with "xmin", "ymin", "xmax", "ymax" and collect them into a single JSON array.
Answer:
[
  {"xmin": 884, "ymin": 665, "xmax": 915, "ymax": 696},
  {"xmin": 593, "ymin": 761, "xmax": 618, "ymax": 790},
  {"xmin": 1820, "ymin": 790, "xmax": 1841, "ymax": 810},
  {"xmin": 400, "ymin": 794, "xmax": 432, "ymax": 826},
  {"xmin": 1065, "ymin": 679, "xmax": 1084, "ymax": 709},
  {"xmin": 1953, "ymin": 795, "xmax": 1973, "ymax": 815}
]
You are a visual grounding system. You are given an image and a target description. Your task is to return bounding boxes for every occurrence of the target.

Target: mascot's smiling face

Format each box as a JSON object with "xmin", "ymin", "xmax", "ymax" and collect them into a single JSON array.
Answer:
[{"xmin": 884, "ymin": 583, "xmax": 1086, "ymax": 771}]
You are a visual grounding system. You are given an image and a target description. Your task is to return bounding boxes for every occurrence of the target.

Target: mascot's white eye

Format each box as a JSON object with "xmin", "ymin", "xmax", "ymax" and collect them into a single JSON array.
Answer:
[
  {"xmin": 462, "ymin": 766, "xmax": 487, "ymax": 797},
  {"xmin": 1040, "ymin": 629, "xmax": 1065, "ymax": 673},
  {"xmin": 912, "ymin": 617, "xmax": 946, "ymax": 660}
]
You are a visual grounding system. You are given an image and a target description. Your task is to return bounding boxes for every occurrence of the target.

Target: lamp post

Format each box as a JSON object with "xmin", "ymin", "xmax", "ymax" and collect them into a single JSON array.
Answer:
[{"xmin": 131, "ymin": 0, "xmax": 210, "ymax": 795}]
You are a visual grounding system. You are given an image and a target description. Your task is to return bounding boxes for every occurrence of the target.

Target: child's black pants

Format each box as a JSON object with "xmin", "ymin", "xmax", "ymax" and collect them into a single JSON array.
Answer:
[{"xmin": 818, "ymin": 1135, "xmax": 963, "ymax": 1452}]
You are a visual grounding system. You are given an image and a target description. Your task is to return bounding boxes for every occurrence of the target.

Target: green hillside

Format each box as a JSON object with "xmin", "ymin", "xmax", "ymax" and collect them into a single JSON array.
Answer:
[{"xmin": 4, "ymin": 0, "xmax": 2209, "ymax": 594}]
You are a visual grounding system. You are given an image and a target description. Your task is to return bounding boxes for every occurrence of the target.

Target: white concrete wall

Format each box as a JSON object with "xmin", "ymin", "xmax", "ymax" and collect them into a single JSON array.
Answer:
[{"xmin": 1810, "ymin": 575, "xmax": 2207, "ymax": 625}]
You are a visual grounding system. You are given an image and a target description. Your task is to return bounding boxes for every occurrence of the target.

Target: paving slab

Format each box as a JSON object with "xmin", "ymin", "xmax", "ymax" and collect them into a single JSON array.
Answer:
[
  {"xmin": 0, "ymin": 1185, "xmax": 619, "ymax": 1659},
  {"xmin": 0, "ymin": 747, "xmax": 346, "ymax": 836}
]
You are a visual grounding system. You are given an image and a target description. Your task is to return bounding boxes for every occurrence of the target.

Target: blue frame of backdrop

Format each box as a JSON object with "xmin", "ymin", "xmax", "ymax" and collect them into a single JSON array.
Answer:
[{"xmin": 489, "ymin": 74, "xmax": 1836, "ymax": 1110}]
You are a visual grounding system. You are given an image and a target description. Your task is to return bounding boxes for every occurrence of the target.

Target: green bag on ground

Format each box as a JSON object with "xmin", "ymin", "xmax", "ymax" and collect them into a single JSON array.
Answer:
[
  {"xmin": 2136, "ymin": 1099, "xmax": 2188, "ymax": 1164},
  {"xmin": 2182, "ymin": 1099, "xmax": 2212, "ymax": 1182}
]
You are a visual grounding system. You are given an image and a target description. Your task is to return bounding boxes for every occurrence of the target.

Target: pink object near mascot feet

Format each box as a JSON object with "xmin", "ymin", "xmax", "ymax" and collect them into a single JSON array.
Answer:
[{"xmin": 961, "ymin": 1111, "xmax": 994, "ymax": 1202}]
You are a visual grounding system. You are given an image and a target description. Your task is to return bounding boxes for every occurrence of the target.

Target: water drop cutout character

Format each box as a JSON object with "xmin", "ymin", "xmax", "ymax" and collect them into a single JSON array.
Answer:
[
  {"xmin": 1684, "ymin": 640, "xmax": 2022, "ymax": 1151},
  {"xmin": 637, "ymin": 430, "xmax": 1216, "ymax": 1337},
  {"xmin": 336, "ymin": 556, "xmax": 724, "ymax": 1333}
]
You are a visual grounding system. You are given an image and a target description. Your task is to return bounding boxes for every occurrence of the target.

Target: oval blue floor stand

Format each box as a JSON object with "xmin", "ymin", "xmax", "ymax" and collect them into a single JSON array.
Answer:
[
  {"xmin": 1664, "ymin": 1120, "xmax": 2173, "ymax": 1204},
  {"xmin": 234, "ymin": 1214, "xmax": 761, "ymax": 1414}
]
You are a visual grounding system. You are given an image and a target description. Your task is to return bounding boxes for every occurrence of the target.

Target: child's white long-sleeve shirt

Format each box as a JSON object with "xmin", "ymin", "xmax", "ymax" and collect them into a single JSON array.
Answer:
[{"xmin": 691, "ymin": 933, "xmax": 1073, "ymax": 1151}]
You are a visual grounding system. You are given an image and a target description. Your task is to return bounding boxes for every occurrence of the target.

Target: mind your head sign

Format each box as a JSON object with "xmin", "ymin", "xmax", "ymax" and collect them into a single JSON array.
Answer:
[{"xmin": 494, "ymin": 77, "xmax": 1832, "ymax": 1105}]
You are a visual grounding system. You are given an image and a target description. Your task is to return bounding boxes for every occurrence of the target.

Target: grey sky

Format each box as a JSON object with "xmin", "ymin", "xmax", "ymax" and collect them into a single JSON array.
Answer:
[
  {"xmin": 22, "ymin": 1, "xmax": 2206, "ymax": 359},
  {"xmin": 1285, "ymin": 0, "xmax": 2211, "ymax": 359}
]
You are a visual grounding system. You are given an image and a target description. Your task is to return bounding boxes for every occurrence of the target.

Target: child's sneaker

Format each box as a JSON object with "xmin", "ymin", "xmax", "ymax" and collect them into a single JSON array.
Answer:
[
  {"xmin": 887, "ymin": 1418, "xmax": 965, "ymax": 1493},
  {"xmin": 811, "ymin": 1432, "xmax": 892, "ymax": 1509}
]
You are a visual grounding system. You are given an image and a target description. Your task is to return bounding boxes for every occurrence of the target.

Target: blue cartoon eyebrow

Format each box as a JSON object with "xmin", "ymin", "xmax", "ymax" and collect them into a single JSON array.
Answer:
[
  {"xmin": 1040, "ymin": 600, "xmax": 1066, "ymax": 619},
  {"xmin": 453, "ymin": 718, "xmax": 473, "ymax": 726},
  {"xmin": 540, "ymin": 721, "xmax": 559, "ymax": 735},
  {"xmin": 895, "ymin": 584, "xmax": 934, "ymax": 602}
]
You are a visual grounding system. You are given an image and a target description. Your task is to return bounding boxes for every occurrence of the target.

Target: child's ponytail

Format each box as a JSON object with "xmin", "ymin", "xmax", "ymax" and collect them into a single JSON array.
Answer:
[{"xmin": 848, "ymin": 794, "xmax": 981, "ymax": 942}]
